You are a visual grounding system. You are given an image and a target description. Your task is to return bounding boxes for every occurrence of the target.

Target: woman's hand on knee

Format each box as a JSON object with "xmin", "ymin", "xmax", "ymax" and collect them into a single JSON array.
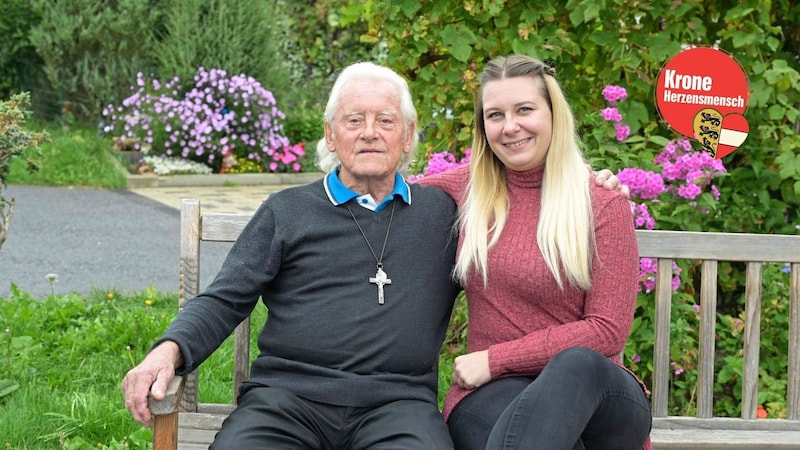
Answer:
[{"xmin": 452, "ymin": 350, "xmax": 491, "ymax": 390}]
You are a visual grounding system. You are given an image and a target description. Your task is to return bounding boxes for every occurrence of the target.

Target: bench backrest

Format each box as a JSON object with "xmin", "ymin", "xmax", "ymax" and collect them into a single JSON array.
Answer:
[
  {"xmin": 177, "ymin": 199, "xmax": 800, "ymax": 420},
  {"xmin": 637, "ymin": 230, "xmax": 800, "ymax": 420}
]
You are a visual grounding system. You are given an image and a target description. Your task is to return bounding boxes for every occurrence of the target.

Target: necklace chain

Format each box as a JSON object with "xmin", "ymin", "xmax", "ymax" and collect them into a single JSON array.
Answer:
[{"xmin": 345, "ymin": 201, "xmax": 396, "ymax": 269}]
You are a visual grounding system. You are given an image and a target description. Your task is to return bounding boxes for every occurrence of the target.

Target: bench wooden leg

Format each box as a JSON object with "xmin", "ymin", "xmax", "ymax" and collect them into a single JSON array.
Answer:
[{"xmin": 153, "ymin": 411, "xmax": 178, "ymax": 450}]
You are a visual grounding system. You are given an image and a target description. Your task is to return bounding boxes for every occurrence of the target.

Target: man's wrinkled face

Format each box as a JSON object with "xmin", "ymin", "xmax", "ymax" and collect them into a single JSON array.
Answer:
[{"xmin": 325, "ymin": 78, "xmax": 413, "ymax": 185}]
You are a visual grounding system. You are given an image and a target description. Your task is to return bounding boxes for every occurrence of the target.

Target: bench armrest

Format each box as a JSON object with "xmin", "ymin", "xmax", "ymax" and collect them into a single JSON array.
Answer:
[{"xmin": 147, "ymin": 375, "xmax": 185, "ymax": 416}]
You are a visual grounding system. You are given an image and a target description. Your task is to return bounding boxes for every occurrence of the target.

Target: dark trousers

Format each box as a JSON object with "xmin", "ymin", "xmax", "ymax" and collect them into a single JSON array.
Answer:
[
  {"xmin": 448, "ymin": 347, "xmax": 651, "ymax": 450},
  {"xmin": 211, "ymin": 383, "xmax": 454, "ymax": 449}
]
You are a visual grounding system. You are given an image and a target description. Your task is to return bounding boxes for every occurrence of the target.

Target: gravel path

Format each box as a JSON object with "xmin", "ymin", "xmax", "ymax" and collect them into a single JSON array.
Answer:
[{"xmin": 0, "ymin": 185, "xmax": 232, "ymax": 298}]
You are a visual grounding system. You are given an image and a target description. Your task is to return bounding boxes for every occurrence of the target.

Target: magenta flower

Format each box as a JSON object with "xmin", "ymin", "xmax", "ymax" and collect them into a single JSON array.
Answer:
[
  {"xmin": 618, "ymin": 168, "xmax": 665, "ymax": 200},
  {"xmin": 614, "ymin": 123, "xmax": 631, "ymax": 141},
  {"xmin": 602, "ymin": 85, "xmax": 628, "ymax": 104},
  {"xmin": 409, "ymin": 148, "xmax": 471, "ymax": 182},
  {"xmin": 600, "ymin": 107, "xmax": 623, "ymax": 122}
]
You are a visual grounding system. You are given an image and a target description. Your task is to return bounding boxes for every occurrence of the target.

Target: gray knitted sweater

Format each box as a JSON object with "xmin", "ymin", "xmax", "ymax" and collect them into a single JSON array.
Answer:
[{"xmin": 158, "ymin": 178, "xmax": 460, "ymax": 408}]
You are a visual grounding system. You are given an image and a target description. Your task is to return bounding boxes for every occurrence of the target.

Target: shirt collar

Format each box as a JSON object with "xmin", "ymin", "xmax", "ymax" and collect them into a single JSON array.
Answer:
[{"xmin": 324, "ymin": 167, "xmax": 411, "ymax": 212}]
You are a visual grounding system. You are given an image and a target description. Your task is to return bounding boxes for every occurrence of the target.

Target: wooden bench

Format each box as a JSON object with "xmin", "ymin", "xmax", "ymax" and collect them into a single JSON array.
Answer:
[{"xmin": 148, "ymin": 198, "xmax": 800, "ymax": 449}]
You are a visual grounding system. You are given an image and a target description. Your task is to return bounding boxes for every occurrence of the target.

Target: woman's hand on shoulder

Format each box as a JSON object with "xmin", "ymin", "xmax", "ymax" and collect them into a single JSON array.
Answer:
[{"xmin": 590, "ymin": 166, "xmax": 631, "ymax": 199}]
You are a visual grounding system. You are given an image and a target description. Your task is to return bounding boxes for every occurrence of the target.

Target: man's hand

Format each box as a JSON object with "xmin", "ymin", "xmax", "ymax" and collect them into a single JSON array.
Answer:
[
  {"xmin": 121, "ymin": 341, "xmax": 182, "ymax": 427},
  {"xmin": 592, "ymin": 168, "xmax": 630, "ymax": 199}
]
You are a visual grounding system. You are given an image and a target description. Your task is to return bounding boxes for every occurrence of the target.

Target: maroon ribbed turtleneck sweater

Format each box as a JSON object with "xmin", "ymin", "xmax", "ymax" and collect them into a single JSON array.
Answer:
[{"xmin": 420, "ymin": 164, "xmax": 651, "ymax": 450}]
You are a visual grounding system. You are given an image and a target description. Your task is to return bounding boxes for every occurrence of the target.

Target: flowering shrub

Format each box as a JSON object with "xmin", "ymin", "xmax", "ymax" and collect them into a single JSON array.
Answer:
[
  {"xmin": 103, "ymin": 68, "xmax": 300, "ymax": 173},
  {"xmin": 141, "ymin": 155, "xmax": 212, "ymax": 176},
  {"xmin": 268, "ymin": 142, "xmax": 306, "ymax": 173},
  {"xmin": 407, "ymin": 148, "xmax": 471, "ymax": 182},
  {"xmin": 600, "ymin": 84, "xmax": 631, "ymax": 142}
]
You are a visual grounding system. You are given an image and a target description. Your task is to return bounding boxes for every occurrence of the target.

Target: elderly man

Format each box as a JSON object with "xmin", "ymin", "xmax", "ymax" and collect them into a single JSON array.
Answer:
[{"xmin": 122, "ymin": 62, "xmax": 461, "ymax": 448}]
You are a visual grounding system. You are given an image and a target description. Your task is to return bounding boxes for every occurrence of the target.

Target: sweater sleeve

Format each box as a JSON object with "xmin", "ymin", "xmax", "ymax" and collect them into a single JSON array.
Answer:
[
  {"xmin": 489, "ymin": 191, "xmax": 639, "ymax": 377},
  {"xmin": 414, "ymin": 166, "xmax": 470, "ymax": 205},
  {"xmin": 155, "ymin": 203, "xmax": 280, "ymax": 374}
]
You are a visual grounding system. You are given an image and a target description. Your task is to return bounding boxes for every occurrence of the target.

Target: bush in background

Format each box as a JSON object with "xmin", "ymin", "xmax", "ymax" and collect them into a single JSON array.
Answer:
[
  {"xmin": 28, "ymin": 0, "xmax": 163, "ymax": 123},
  {"xmin": 0, "ymin": 0, "xmax": 44, "ymax": 103},
  {"xmin": 103, "ymin": 68, "xmax": 293, "ymax": 173},
  {"xmin": 0, "ymin": 92, "xmax": 49, "ymax": 251},
  {"xmin": 156, "ymin": 0, "xmax": 291, "ymax": 111}
]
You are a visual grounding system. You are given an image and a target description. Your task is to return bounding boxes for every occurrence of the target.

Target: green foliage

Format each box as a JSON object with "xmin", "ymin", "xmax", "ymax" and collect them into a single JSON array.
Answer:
[
  {"xmin": 278, "ymin": 0, "xmax": 377, "ymax": 109},
  {"xmin": 0, "ymin": 287, "xmax": 175, "ymax": 448},
  {"xmin": 155, "ymin": 0, "xmax": 291, "ymax": 108},
  {"xmin": 0, "ymin": 378, "xmax": 19, "ymax": 398},
  {"xmin": 27, "ymin": 0, "xmax": 163, "ymax": 122},
  {"xmin": 6, "ymin": 121, "xmax": 124, "ymax": 189},
  {"xmin": 0, "ymin": 92, "xmax": 48, "ymax": 184},
  {"xmin": 438, "ymin": 292, "xmax": 467, "ymax": 406},
  {"xmin": 0, "ymin": 92, "xmax": 49, "ymax": 251},
  {"xmin": 624, "ymin": 262, "xmax": 792, "ymax": 418},
  {"xmin": 0, "ymin": 286, "xmax": 268, "ymax": 448},
  {"xmin": 354, "ymin": 0, "xmax": 800, "ymax": 229},
  {"xmin": 282, "ymin": 102, "xmax": 324, "ymax": 145},
  {"xmin": 0, "ymin": 0, "xmax": 44, "ymax": 100}
]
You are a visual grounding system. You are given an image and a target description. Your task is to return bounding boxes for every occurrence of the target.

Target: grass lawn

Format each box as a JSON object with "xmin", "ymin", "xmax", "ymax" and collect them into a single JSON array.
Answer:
[
  {"xmin": 0, "ymin": 286, "xmax": 271, "ymax": 449},
  {"xmin": 6, "ymin": 122, "xmax": 127, "ymax": 189}
]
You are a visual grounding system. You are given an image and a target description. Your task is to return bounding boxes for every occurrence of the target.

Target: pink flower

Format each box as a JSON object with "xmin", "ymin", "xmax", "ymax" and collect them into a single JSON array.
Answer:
[
  {"xmin": 614, "ymin": 123, "xmax": 630, "ymax": 141},
  {"xmin": 602, "ymin": 85, "xmax": 628, "ymax": 104},
  {"xmin": 410, "ymin": 148, "xmax": 471, "ymax": 181},
  {"xmin": 600, "ymin": 107, "xmax": 623, "ymax": 122},
  {"xmin": 618, "ymin": 168, "xmax": 665, "ymax": 200},
  {"xmin": 677, "ymin": 183, "xmax": 702, "ymax": 200}
]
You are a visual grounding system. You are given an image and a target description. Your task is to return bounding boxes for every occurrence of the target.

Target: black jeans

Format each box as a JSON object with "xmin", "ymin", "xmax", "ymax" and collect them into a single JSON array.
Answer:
[{"xmin": 448, "ymin": 347, "xmax": 651, "ymax": 450}]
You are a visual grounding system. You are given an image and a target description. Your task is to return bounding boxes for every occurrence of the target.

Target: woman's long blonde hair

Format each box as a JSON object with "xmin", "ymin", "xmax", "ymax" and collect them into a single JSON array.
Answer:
[{"xmin": 455, "ymin": 55, "xmax": 594, "ymax": 290}]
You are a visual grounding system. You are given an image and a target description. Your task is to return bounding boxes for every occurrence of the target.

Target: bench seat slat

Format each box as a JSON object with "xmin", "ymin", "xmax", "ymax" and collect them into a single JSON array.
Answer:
[{"xmin": 651, "ymin": 418, "xmax": 800, "ymax": 450}]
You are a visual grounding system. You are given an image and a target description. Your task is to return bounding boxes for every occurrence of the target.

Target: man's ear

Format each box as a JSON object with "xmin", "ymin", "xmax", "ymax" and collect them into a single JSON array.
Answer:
[
  {"xmin": 403, "ymin": 122, "xmax": 416, "ymax": 154},
  {"xmin": 324, "ymin": 122, "xmax": 335, "ymax": 151}
]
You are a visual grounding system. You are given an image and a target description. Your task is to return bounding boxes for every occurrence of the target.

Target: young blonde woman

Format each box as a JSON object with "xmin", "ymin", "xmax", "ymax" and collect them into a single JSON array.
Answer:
[{"xmin": 420, "ymin": 55, "xmax": 652, "ymax": 449}]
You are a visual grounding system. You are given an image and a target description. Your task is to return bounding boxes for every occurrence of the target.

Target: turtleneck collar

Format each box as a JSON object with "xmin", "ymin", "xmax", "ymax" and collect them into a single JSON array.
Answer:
[{"xmin": 505, "ymin": 164, "xmax": 545, "ymax": 189}]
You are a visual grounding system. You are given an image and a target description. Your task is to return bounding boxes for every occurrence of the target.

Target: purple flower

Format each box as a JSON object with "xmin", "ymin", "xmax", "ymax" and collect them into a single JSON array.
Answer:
[
  {"xmin": 409, "ymin": 148, "xmax": 471, "ymax": 181},
  {"xmin": 618, "ymin": 168, "xmax": 665, "ymax": 200},
  {"xmin": 602, "ymin": 85, "xmax": 628, "ymax": 104},
  {"xmin": 104, "ymin": 66, "xmax": 297, "ymax": 173},
  {"xmin": 600, "ymin": 107, "xmax": 623, "ymax": 122},
  {"xmin": 614, "ymin": 124, "xmax": 630, "ymax": 141},
  {"xmin": 677, "ymin": 183, "xmax": 702, "ymax": 200}
]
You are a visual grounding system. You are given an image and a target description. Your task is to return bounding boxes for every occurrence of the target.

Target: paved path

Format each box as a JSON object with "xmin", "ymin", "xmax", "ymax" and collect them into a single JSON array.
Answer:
[{"xmin": 0, "ymin": 181, "xmax": 308, "ymax": 299}]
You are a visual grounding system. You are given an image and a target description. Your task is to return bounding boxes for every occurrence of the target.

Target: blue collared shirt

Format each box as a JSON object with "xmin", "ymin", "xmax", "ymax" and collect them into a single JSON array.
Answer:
[{"xmin": 324, "ymin": 167, "xmax": 411, "ymax": 211}]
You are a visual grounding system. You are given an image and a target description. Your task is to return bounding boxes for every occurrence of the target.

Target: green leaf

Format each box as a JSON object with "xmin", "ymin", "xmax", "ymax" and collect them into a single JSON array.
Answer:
[
  {"xmin": 583, "ymin": 3, "xmax": 600, "ymax": 22},
  {"xmin": 767, "ymin": 104, "xmax": 785, "ymax": 121},
  {"xmin": 400, "ymin": 0, "xmax": 422, "ymax": 19},
  {"xmin": 0, "ymin": 379, "xmax": 20, "ymax": 398},
  {"xmin": 440, "ymin": 25, "xmax": 477, "ymax": 62}
]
